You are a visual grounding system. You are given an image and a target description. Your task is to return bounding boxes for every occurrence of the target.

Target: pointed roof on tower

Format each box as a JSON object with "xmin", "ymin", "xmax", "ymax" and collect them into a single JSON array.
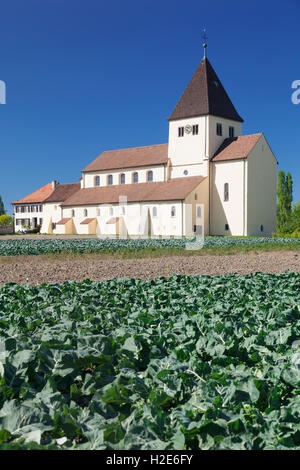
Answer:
[{"xmin": 168, "ymin": 57, "xmax": 243, "ymax": 123}]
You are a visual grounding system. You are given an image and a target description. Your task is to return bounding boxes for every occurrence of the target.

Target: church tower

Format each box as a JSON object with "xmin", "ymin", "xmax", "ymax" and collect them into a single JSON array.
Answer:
[{"xmin": 167, "ymin": 42, "xmax": 243, "ymax": 179}]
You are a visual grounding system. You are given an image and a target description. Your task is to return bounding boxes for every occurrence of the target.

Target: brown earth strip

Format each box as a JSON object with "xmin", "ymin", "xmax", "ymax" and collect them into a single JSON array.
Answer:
[{"xmin": 0, "ymin": 251, "xmax": 299, "ymax": 285}]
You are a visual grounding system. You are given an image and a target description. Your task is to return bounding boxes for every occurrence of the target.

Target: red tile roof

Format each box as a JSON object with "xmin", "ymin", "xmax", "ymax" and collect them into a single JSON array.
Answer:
[
  {"xmin": 212, "ymin": 134, "xmax": 263, "ymax": 162},
  {"xmin": 12, "ymin": 183, "xmax": 54, "ymax": 205},
  {"xmin": 44, "ymin": 183, "xmax": 80, "ymax": 203},
  {"xmin": 80, "ymin": 218, "xmax": 96, "ymax": 224},
  {"xmin": 62, "ymin": 176, "xmax": 206, "ymax": 207},
  {"xmin": 83, "ymin": 143, "xmax": 168, "ymax": 172},
  {"xmin": 169, "ymin": 58, "xmax": 243, "ymax": 123},
  {"xmin": 56, "ymin": 218, "xmax": 72, "ymax": 225}
]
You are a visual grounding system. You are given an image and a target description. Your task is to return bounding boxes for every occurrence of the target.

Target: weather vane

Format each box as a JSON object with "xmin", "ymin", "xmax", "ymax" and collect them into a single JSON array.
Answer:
[{"xmin": 203, "ymin": 28, "xmax": 208, "ymax": 58}]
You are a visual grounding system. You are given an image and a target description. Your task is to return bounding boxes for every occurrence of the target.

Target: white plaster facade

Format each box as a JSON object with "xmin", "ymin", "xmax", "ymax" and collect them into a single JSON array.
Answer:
[
  {"xmin": 42, "ymin": 202, "xmax": 63, "ymax": 234},
  {"xmin": 14, "ymin": 204, "xmax": 43, "ymax": 231},
  {"xmin": 246, "ymin": 135, "xmax": 277, "ymax": 236},
  {"xmin": 83, "ymin": 165, "xmax": 166, "ymax": 189}
]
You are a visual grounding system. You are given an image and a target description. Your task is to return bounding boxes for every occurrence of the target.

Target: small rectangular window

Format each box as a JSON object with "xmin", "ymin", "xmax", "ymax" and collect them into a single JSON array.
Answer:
[
  {"xmin": 192, "ymin": 125, "xmax": 198, "ymax": 135},
  {"xmin": 224, "ymin": 183, "xmax": 229, "ymax": 202},
  {"xmin": 261, "ymin": 225, "xmax": 264, "ymax": 232},
  {"xmin": 229, "ymin": 126, "xmax": 234, "ymax": 138},
  {"xmin": 225, "ymin": 224, "xmax": 229, "ymax": 231},
  {"xmin": 216, "ymin": 123, "xmax": 222, "ymax": 136},
  {"xmin": 178, "ymin": 127, "xmax": 184, "ymax": 137}
]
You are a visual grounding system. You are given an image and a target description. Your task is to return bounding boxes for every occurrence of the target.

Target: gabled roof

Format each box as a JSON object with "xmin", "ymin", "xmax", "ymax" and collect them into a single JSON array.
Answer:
[
  {"xmin": 62, "ymin": 176, "xmax": 206, "ymax": 207},
  {"xmin": 80, "ymin": 218, "xmax": 96, "ymax": 224},
  {"xmin": 12, "ymin": 183, "xmax": 54, "ymax": 205},
  {"xmin": 212, "ymin": 133, "xmax": 263, "ymax": 162},
  {"xmin": 56, "ymin": 218, "xmax": 72, "ymax": 225},
  {"xmin": 168, "ymin": 58, "xmax": 243, "ymax": 123},
  {"xmin": 83, "ymin": 143, "xmax": 168, "ymax": 173},
  {"xmin": 44, "ymin": 183, "xmax": 80, "ymax": 203}
]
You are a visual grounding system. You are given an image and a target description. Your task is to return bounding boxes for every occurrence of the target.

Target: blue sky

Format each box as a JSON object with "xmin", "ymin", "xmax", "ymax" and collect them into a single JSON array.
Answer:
[{"xmin": 0, "ymin": 0, "xmax": 299, "ymax": 214}]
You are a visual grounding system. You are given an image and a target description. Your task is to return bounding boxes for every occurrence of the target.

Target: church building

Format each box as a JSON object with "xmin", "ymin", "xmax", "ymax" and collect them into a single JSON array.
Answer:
[{"xmin": 12, "ymin": 46, "xmax": 278, "ymax": 237}]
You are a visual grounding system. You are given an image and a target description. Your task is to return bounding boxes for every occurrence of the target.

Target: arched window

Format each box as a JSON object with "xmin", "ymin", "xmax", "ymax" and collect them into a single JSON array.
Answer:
[
  {"xmin": 95, "ymin": 176, "xmax": 100, "ymax": 187},
  {"xmin": 84, "ymin": 209, "xmax": 88, "ymax": 217},
  {"xmin": 152, "ymin": 207, "xmax": 157, "ymax": 217},
  {"xmin": 120, "ymin": 173, "xmax": 125, "ymax": 184},
  {"xmin": 224, "ymin": 183, "xmax": 229, "ymax": 201},
  {"xmin": 171, "ymin": 206, "xmax": 176, "ymax": 217},
  {"xmin": 108, "ymin": 175, "xmax": 113, "ymax": 185},
  {"xmin": 147, "ymin": 170, "xmax": 153, "ymax": 182},
  {"xmin": 71, "ymin": 209, "xmax": 75, "ymax": 217},
  {"xmin": 132, "ymin": 172, "xmax": 138, "ymax": 183}
]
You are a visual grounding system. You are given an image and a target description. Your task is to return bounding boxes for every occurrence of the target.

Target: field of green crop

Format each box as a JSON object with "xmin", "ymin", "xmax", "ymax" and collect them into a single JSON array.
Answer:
[
  {"xmin": 0, "ymin": 236, "xmax": 300, "ymax": 256},
  {"xmin": 0, "ymin": 271, "xmax": 300, "ymax": 449}
]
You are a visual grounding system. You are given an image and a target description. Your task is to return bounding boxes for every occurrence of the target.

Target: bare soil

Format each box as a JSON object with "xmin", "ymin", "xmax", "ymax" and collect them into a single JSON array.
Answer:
[{"xmin": 0, "ymin": 251, "xmax": 299, "ymax": 285}]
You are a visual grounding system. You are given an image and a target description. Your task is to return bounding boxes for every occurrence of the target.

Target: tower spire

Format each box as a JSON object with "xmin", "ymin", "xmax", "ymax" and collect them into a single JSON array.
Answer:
[{"xmin": 202, "ymin": 28, "xmax": 207, "ymax": 59}]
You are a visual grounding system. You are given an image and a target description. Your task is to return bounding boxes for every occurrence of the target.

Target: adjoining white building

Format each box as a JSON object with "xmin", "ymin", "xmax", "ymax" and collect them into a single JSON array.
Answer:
[
  {"xmin": 12, "ymin": 182, "xmax": 54, "ymax": 231},
  {"xmin": 11, "ymin": 182, "xmax": 80, "ymax": 232},
  {"xmin": 12, "ymin": 49, "xmax": 278, "ymax": 237}
]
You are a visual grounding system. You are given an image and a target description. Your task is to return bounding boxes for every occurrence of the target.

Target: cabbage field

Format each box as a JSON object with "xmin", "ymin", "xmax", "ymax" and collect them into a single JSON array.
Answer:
[
  {"xmin": 0, "ymin": 271, "xmax": 300, "ymax": 449},
  {"xmin": 0, "ymin": 236, "xmax": 300, "ymax": 256}
]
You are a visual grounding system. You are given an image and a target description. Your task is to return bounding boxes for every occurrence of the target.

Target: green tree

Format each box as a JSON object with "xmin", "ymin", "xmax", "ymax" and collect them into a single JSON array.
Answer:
[
  {"xmin": 286, "ymin": 172, "xmax": 293, "ymax": 223},
  {"xmin": 277, "ymin": 171, "xmax": 287, "ymax": 232},
  {"xmin": 0, "ymin": 214, "xmax": 13, "ymax": 226},
  {"xmin": 276, "ymin": 170, "xmax": 293, "ymax": 233},
  {"xmin": 0, "ymin": 195, "xmax": 5, "ymax": 216},
  {"xmin": 291, "ymin": 201, "xmax": 300, "ymax": 232}
]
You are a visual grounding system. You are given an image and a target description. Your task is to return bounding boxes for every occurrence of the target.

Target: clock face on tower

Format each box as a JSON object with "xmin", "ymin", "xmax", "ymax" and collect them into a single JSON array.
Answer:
[{"xmin": 184, "ymin": 124, "xmax": 192, "ymax": 134}]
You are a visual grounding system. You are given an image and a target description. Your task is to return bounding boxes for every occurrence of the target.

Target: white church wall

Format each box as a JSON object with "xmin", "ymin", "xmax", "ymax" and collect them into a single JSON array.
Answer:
[
  {"xmin": 54, "ymin": 224, "xmax": 66, "ymax": 235},
  {"xmin": 168, "ymin": 116, "xmax": 208, "ymax": 178},
  {"xmin": 207, "ymin": 116, "xmax": 242, "ymax": 158},
  {"xmin": 246, "ymin": 135, "xmax": 277, "ymax": 236},
  {"xmin": 184, "ymin": 178, "xmax": 210, "ymax": 236},
  {"xmin": 41, "ymin": 203, "xmax": 63, "ymax": 233},
  {"xmin": 170, "ymin": 163, "xmax": 206, "ymax": 179},
  {"xmin": 210, "ymin": 159, "xmax": 245, "ymax": 236},
  {"xmin": 60, "ymin": 201, "xmax": 183, "ymax": 236},
  {"xmin": 83, "ymin": 165, "xmax": 166, "ymax": 188}
]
